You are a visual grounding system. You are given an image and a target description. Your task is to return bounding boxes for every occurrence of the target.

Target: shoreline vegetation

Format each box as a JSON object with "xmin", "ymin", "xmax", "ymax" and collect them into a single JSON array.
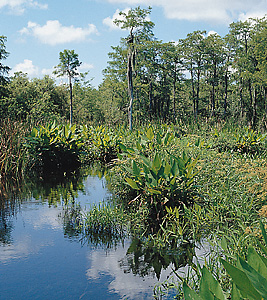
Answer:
[{"xmin": 1, "ymin": 119, "xmax": 267, "ymax": 298}]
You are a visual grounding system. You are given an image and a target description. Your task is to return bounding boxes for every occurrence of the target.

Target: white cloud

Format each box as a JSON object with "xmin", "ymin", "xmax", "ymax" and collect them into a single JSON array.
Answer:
[
  {"xmin": 103, "ymin": 8, "xmax": 130, "ymax": 30},
  {"xmin": 79, "ymin": 62, "xmax": 94, "ymax": 70},
  {"xmin": 105, "ymin": 0, "xmax": 267, "ymax": 24},
  {"xmin": 86, "ymin": 242, "xmax": 175, "ymax": 299},
  {"xmin": 12, "ymin": 59, "xmax": 39, "ymax": 76},
  {"xmin": 207, "ymin": 30, "xmax": 218, "ymax": 36},
  {"xmin": 0, "ymin": 0, "xmax": 47, "ymax": 15},
  {"xmin": 20, "ymin": 20, "xmax": 99, "ymax": 45},
  {"xmin": 41, "ymin": 68, "xmax": 54, "ymax": 77}
]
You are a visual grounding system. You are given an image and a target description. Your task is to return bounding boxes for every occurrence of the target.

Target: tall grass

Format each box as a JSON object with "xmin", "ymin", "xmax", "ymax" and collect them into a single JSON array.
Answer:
[{"xmin": 0, "ymin": 118, "xmax": 29, "ymax": 181}]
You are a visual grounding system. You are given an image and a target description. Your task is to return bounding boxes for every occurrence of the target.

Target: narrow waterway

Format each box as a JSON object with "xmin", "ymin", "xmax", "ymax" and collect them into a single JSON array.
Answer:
[{"xmin": 0, "ymin": 173, "xmax": 176, "ymax": 300}]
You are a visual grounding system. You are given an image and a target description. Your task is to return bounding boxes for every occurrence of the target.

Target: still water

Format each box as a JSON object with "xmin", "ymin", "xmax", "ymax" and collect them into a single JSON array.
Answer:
[{"xmin": 0, "ymin": 173, "xmax": 176, "ymax": 300}]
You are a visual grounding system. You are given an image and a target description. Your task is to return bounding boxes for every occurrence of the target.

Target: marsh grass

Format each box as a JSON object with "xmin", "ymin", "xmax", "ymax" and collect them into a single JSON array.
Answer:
[
  {"xmin": 0, "ymin": 118, "xmax": 29, "ymax": 180},
  {"xmin": 80, "ymin": 202, "xmax": 129, "ymax": 248}
]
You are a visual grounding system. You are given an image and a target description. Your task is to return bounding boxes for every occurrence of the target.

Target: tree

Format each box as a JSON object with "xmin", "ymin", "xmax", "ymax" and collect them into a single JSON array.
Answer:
[
  {"xmin": 0, "ymin": 36, "xmax": 10, "ymax": 98},
  {"xmin": 114, "ymin": 6, "xmax": 154, "ymax": 130},
  {"xmin": 54, "ymin": 49, "xmax": 81, "ymax": 124},
  {"xmin": 180, "ymin": 31, "xmax": 206, "ymax": 118}
]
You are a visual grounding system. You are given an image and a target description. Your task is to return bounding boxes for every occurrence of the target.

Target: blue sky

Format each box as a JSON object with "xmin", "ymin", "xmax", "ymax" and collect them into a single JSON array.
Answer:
[{"xmin": 1, "ymin": 0, "xmax": 267, "ymax": 87}]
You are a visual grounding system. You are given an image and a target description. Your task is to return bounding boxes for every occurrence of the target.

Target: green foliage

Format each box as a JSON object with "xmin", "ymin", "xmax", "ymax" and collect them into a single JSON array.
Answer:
[
  {"xmin": 183, "ymin": 222, "xmax": 267, "ymax": 300},
  {"xmin": 0, "ymin": 119, "xmax": 28, "ymax": 179},
  {"xmin": 0, "ymin": 73, "xmax": 68, "ymax": 122},
  {"xmin": 25, "ymin": 121, "xmax": 85, "ymax": 171},
  {"xmin": 81, "ymin": 202, "xmax": 128, "ymax": 248},
  {"xmin": 234, "ymin": 127, "xmax": 267, "ymax": 154},
  {"xmin": 118, "ymin": 126, "xmax": 199, "ymax": 222},
  {"xmin": 86, "ymin": 125, "xmax": 120, "ymax": 163}
]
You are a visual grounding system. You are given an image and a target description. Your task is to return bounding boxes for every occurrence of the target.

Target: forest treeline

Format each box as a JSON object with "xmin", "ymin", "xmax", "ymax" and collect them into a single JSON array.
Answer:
[{"xmin": 0, "ymin": 9, "xmax": 267, "ymax": 127}]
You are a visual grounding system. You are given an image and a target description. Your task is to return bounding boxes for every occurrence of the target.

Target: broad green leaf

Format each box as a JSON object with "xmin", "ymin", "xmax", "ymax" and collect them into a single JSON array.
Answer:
[
  {"xmin": 183, "ymin": 282, "xmax": 204, "ymax": 300},
  {"xmin": 125, "ymin": 178, "xmax": 139, "ymax": 190},
  {"xmin": 164, "ymin": 162, "xmax": 171, "ymax": 176},
  {"xmin": 146, "ymin": 127, "xmax": 154, "ymax": 140},
  {"xmin": 141, "ymin": 155, "xmax": 152, "ymax": 168},
  {"xmin": 152, "ymin": 153, "xmax": 161, "ymax": 171},
  {"xmin": 147, "ymin": 188, "xmax": 161, "ymax": 195},
  {"xmin": 220, "ymin": 237, "xmax": 228, "ymax": 252},
  {"xmin": 199, "ymin": 266, "xmax": 225, "ymax": 300},
  {"xmin": 132, "ymin": 161, "xmax": 140, "ymax": 176},
  {"xmin": 260, "ymin": 220, "xmax": 267, "ymax": 246},
  {"xmin": 239, "ymin": 257, "xmax": 267, "ymax": 299},
  {"xmin": 176, "ymin": 156, "xmax": 185, "ymax": 171},
  {"xmin": 247, "ymin": 247, "xmax": 267, "ymax": 279},
  {"xmin": 231, "ymin": 283, "xmax": 242, "ymax": 300},
  {"xmin": 171, "ymin": 161, "xmax": 179, "ymax": 177},
  {"xmin": 221, "ymin": 259, "xmax": 262, "ymax": 300},
  {"xmin": 118, "ymin": 142, "xmax": 127, "ymax": 152}
]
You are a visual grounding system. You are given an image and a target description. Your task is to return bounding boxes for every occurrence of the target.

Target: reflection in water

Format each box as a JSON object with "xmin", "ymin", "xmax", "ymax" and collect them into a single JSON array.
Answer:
[
  {"xmin": 120, "ymin": 238, "xmax": 195, "ymax": 280},
  {"xmin": 0, "ymin": 166, "xmax": 202, "ymax": 299}
]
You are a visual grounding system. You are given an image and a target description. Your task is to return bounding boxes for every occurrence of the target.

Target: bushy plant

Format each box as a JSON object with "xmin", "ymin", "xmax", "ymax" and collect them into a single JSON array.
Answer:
[
  {"xmin": 86, "ymin": 125, "xmax": 120, "ymax": 163},
  {"xmin": 118, "ymin": 126, "xmax": 199, "ymax": 224},
  {"xmin": 25, "ymin": 121, "xmax": 85, "ymax": 172},
  {"xmin": 233, "ymin": 127, "xmax": 267, "ymax": 154}
]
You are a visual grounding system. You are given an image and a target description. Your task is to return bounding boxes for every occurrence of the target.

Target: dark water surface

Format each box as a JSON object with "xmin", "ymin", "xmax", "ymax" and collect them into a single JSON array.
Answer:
[{"xmin": 0, "ymin": 174, "xmax": 174, "ymax": 300}]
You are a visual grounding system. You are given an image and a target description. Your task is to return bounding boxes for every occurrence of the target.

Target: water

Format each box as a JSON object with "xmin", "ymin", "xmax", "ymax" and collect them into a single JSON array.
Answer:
[{"xmin": 0, "ymin": 173, "xmax": 175, "ymax": 300}]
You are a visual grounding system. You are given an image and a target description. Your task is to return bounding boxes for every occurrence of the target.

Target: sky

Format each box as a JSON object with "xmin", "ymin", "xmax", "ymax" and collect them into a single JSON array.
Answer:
[{"xmin": 1, "ymin": 0, "xmax": 267, "ymax": 88}]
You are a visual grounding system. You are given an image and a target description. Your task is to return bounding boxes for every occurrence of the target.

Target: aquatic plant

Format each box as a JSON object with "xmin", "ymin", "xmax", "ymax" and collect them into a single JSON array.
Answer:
[
  {"xmin": 118, "ymin": 126, "xmax": 199, "ymax": 225},
  {"xmin": 183, "ymin": 221, "xmax": 267, "ymax": 300},
  {"xmin": 0, "ymin": 118, "xmax": 28, "ymax": 179},
  {"xmin": 81, "ymin": 203, "xmax": 129, "ymax": 248},
  {"xmin": 25, "ymin": 121, "xmax": 85, "ymax": 172}
]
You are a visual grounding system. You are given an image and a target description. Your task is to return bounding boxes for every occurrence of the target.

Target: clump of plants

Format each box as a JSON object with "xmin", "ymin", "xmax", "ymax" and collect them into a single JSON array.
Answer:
[
  {"xmin": 233, "ymin": 127, "xmax": 267, "ymax": 154},
  {"xmin": 85, "ymin": 125, "xmax": 120, "ymax": 164},
  {"xmin": 81, "ymin": 202, "xmax": 129, "ymax": 248},
  {"xmin": 117, "ymin": 126, "xmax": 200, "ymax": 230},
  {"xmin": 0, "ymin": 118, "xmax": 29, "ymax": 180},
  {"xmin": 25, "ymin": 121, "xmax": 86, "ymax": 172}
]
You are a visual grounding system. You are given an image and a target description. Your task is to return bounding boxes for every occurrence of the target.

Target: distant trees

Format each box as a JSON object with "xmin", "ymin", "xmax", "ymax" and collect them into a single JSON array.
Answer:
[
  {"xmin": 0, "ymin": 72, "xmax": 69, "ymax": 121},
  {"xmin": 102, "ymin": 13, "xmax": 267, "ymax": 127},
  {"xmin": 1, "ymin": 9, "xmax": 267, "ymax": 128},
  {"xmin": 54, "ymin": 49, "xmax": 82, "ymax": 124}
]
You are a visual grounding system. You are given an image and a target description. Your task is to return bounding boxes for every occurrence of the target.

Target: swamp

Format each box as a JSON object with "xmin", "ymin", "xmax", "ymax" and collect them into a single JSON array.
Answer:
[{"xmin": 1, "ymin": 7, "xmax": 267, "ymax": 300}]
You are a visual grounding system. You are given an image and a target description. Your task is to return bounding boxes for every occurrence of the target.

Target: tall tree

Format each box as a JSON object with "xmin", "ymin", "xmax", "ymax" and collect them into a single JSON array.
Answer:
[
  {"xmin": 54, "ymin": 49, "xmax": 81, "ymax": 124},
  {"xmin": 203, "ymin": 33, "xmax": 226, "ymax": 117},
  {"xmin": 0, "ymin": 36, "xmax": 10, "ymax": 98},
  {"xmin": 114, "ymin": 6, "xmax": 154, "ymax": 130},
  {"xmin": 180, "ymin": 31, "xmax": 206, "ymax": 118}
]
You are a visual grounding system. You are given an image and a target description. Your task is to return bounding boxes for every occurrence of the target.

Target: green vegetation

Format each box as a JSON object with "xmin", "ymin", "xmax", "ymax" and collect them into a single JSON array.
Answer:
[
  {"xmin": 1, "ymin": 6, "xmax": 267, "ymax": 299},
  {"xmin": 25, "ymin": 122, "xmax": 86, "ymax": 172},
  {"xmin": 183, "ymin": 222, "xmax": 267, "ymax": 300}
]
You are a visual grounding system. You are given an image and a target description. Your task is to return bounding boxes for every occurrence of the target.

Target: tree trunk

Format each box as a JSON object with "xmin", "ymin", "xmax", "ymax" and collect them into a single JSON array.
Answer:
[
  {"xmin": 173, "ymin": 76, "xmax": 176, "ymax": 120},
  {"xmin": 69, "ymin": 76, "xmax": 73, "ymax": 125},
  {"xmin": 223, "ymin": 70, "xmax": 228, "ymax": 117},
  {"xmin": 127, "ymin": 49, "xmax": 134, "ymax": 131}
]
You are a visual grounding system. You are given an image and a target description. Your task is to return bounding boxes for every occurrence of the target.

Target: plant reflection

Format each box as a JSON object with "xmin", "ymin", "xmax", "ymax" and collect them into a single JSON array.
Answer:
[{"xmin": 119, "ymin": 238, "xmax": 195, "ymax": 280}]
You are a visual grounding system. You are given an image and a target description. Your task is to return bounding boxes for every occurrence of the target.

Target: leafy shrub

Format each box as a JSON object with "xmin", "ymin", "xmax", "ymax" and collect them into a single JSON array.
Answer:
[
  {"xmin": 233, "ymin": 127, "xmax": 267, "ymax": 154},
  {"xmin": 25, "ymin": 121, "xmax": 85, "ymax": 172},
  {"xmin": 86, "ymin": 125, "xmax": 120, "ymax": 163}
]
